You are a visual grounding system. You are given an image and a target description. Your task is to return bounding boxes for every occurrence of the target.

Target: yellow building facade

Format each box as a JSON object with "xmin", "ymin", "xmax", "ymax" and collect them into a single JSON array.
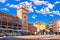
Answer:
[{"xmin": 33, "ymin": 22, "xmax": 49, "ymax": 33}]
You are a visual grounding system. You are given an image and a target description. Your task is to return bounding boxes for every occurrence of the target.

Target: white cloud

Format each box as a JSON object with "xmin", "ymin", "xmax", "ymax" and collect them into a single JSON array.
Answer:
[
  {"xmin": 20, "ymin": 1, "xmax": 34, "ymax": 12},
  {"xmin": 1, "ymin": 8, "xmax": 9, "ymax": 11},
  {"xmin": 50, "ymin": 14, "xmax": 54, "ymax": 16},
  {"xmin": 32, "ymin": 0, "xmax": 60, "ymax": 16},
  {"xmin": 30, "ymin": 0, "xmax": 54, "ymax": 9},
  {"xmin": 15, "ymin": 0, "xmax": 20, "ymax": 2},
  {"xmin": 29, "ymin": 8, "xmax": 34, "ymax": 12},
  {"xmin": 34, "ymin": 1, "xmax": 45, "ymax": 5},
  {"xmin": 47, "ymin": 3, "xmax": 55, "ymax": 9},
  {"xmin": 35, "ymin": 10, "xmax": 40, "ymax": 13},
  {"xmin": 40, "ymin": 9, "xmax": 46, "ymax": 14},
  {"xmin": 54, "ymin": 1, "xmax": 60, "ymax": 4},
  {"xmin": 6, "ymin": 3, "xmax": 18, "ymax": 8},
  {"xmin": 36, "ymin": 8, "xmax": 60, "ymax": 16},
  {"xmin": 30, "ymin": 0, "xmax": 55, "ymax": 10},
  {"xmin": 32, "ymin": 15, "xmax": 37, "ymax": 19},
  {"xmin": 30, "ymin": 0, "xmax": 49, "ymax": 6},
  {"xmin": 33, "ymin": 6, "xmax": 37, "ymax": 9},
  {"xmin": 6, "ymin": 1, "xmax": 34, "ymax": 12},
  {"xmin": 44, "ymin": 7, "xmax": 50, "ymax": 13},
  {"xmin": 0, "ymin": 0, "xmax": 6, "ymax": 3},
  {"xmin": 9, "ymin": 4, "xmax": 18, "ymax": 8},
  {"xmin": 36, "ymin": 7, "xmax": 50, "ymax": 14},
  {"xmin": 6, "ymin": 3, "xmax": 10, "ymax": 6},
  {"xmin": 51, "ymin": 11, "xmax": 60, "ymax": 16}
]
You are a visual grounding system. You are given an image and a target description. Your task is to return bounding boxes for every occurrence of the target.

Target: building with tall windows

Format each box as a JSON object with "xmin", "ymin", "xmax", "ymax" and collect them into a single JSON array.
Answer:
[
  {"xmin": 33, "ymin": 22, "xmax": 47, "ymax": 32},
  {"xmin": 0, "ymin": 12, "xmax": 22, "ymax": 36},
  {"xmin": 49, "ymin": 21, "xmax": 54, "ymax": 34},
  {"xmin": 52, "ymin": 20, "xmax": 60, "ymax": 34},
  {"xmin": 28, "ymin": 22, "xmax": 49, "ymax": 34},
  {"xmin": 0, "ymin": 3, "xmax": 30, "ymax": 36}
]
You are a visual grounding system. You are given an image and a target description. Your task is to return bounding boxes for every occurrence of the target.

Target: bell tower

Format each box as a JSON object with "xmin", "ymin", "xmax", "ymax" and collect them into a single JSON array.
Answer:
[{"xmin": 17, "ymin": 3, "xmax": 28, "ymax": 30}]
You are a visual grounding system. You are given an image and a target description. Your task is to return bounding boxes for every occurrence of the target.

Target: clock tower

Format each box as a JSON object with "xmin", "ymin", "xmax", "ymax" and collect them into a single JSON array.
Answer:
[{"xmin": 17, "ymin": 3, "xmax": 28, "ymax": 30}]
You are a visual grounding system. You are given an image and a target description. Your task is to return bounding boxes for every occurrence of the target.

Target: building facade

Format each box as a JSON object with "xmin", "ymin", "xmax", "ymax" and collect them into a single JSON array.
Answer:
[
  {"xmin": 33, "ymin": 22, "xmax": 47, "ymax": 32},
  {"xmin": 0, "ymin": 3, "xmax": 29, "ymax": 36},
  {"xmin": 0, "ymin": 12, "xmax": 22, "ymax": 36},
  {"xmin": 28, "ymin": 23, "xmax": 37, "ymax": 35},
  {"xmin": 28, "ymin": 22, "xmax": 49, "ymax": 34},
  {"xmin": 49, "ymin": 21, "xmax": 54, "ymax": 34},
  {"xmin": 52, "ymin": 20, "xmax": 60, "ymax": 34}
]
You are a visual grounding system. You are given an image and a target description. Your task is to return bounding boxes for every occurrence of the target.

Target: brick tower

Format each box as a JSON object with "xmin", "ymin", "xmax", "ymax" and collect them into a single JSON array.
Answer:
[{"xmin": 17, "ymin": 3, "xmax": 28, "ymax": 30}]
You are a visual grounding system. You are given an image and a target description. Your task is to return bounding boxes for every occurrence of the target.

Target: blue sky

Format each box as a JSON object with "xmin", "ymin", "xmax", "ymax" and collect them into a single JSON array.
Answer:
[{"xmin": 0, "ymin": 0, "xmax": 60, "ymax": 24}]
